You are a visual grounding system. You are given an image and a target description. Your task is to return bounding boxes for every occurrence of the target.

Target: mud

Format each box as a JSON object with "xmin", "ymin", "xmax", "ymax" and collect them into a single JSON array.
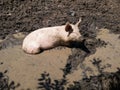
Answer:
[
  {"xmin": 84, "ymin": 29, "xmax": 120, "ymax": 75},
  {"xmin": 0, "ymin": 29, "xmax": 120, "ymax": 90},
  {"xmin": 0, "ymin": 0, "xmax": 120, "ymax": 39},
  {"xmin": 0, "ymin": 46, "xmax": 71, "ymax": 90},
  {"xmin": 0, "ymin": 0, "xmax": 120, "ymax": 90}
]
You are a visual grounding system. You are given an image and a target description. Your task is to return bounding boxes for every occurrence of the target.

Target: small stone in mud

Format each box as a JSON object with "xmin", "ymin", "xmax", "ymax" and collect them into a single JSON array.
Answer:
[
  {"xmin": 71, "ymin": 11, "xmax": 76, "ymax": 16},
  {"xmin": 0, "ymin": 62, "xmax": 3, "ymax": 65}
]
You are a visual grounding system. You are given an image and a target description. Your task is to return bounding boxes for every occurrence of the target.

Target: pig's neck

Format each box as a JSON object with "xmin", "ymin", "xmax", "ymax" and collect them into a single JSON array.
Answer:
[{"xmin": 56, "ymin": 25, "xmax": 70, "ymax": 43}]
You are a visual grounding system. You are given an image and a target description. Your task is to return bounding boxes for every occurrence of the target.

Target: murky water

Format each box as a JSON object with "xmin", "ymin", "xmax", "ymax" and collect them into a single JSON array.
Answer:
[
  {"xmin": 0, "ymin": 29, "xmax": 120, "ymax": 89},
  {"xmin": 0, "ymin": 45, "xmax": 71, "ymax": 90}
]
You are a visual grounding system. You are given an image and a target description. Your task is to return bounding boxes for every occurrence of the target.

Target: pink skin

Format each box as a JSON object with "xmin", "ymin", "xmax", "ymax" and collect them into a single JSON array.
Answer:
[{"xmin": 22, "ymin": 18, "xmax": 82, "ymax": 54}]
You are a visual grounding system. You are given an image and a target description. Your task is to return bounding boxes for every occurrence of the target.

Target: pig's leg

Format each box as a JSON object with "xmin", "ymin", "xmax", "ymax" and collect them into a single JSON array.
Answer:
[
  {"xmin": 23, "ymin": 44, "xmax": 44, "ymax": 54},
  {"xmin": 31, "ymin": 47, "xmax": 44, "ymax": 54},
  {"xmin": 24, "ymin": 48, "xmax": 44, "ymax": 54}
]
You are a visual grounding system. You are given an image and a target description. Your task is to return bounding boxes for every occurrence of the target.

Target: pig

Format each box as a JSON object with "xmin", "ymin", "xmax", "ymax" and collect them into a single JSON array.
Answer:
[{"xmin": 22, "ymin": 18, "xmax": 83, "ymax": 54}]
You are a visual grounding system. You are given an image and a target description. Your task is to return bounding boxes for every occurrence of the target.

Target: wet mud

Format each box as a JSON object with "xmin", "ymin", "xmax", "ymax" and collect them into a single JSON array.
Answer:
[{"xmin": 0, "ymin": 0, "xmax": 120, "ymax": 90}]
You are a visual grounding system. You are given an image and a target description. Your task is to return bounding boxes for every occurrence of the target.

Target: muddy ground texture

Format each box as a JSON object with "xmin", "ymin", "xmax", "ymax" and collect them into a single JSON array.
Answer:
[{"xmin": 0, "ymin": 0, "xmax": 120, "ymax": 90}]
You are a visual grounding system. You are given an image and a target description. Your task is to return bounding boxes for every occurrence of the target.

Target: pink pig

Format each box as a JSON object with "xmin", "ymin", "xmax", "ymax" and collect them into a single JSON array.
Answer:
[{"xmin": 22, "ymin": 18, "xmax": 83, "ymax": 54}]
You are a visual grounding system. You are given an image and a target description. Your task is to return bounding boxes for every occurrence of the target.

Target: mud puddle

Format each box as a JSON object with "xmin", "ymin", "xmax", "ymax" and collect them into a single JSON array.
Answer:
[
  {"xmin": 0, "ymin": 29, "xmax": 120, "ymax": 90},
  {"xmin": 83, "ymin": 29, "xmax": 120, "ymax": 76},
  {"xmin": 0, "ymin": 45, "xmax": 71, "ymax": 90}
]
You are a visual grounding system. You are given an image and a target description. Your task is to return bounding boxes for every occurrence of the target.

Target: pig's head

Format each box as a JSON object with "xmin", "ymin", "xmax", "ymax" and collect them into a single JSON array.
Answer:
[{"xmin": 65, "ymin": 18, "xmax": 83, "ymax": 42}]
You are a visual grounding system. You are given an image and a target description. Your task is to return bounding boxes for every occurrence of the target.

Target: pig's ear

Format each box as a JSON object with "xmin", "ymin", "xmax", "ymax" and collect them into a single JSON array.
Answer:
[
  {"xmin": 65, "ymin": 22, "xmax": 73, "ymax": 32},
  {"xmin": 75, "ymin": 18, "xmax": 82, "ymax": 27}
]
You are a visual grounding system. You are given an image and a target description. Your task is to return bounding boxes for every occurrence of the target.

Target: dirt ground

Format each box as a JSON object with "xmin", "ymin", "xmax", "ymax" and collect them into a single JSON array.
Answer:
[{"xmin": 0, "ymin": 0, "xmax": 120, "ymax": 90}]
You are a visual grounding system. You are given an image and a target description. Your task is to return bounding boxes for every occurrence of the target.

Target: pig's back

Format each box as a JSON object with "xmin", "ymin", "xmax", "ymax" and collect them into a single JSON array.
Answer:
[{"xmin": 22, "ymin": 27, "xmax": 60, "ymax": 51}]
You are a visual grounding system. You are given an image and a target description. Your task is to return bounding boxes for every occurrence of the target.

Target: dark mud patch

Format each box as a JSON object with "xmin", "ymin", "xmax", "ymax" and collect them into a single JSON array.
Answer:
[
  {"xmin": 0, "ymin": 0, "xmax": 120, "ymax": 39},
  {"xmin": 0, "ymin": 69, "xmax": 20, "ymax": 90},
  {"xmin": 65, "ymin": 37, "xmax": 108, "ymax": 71},
  {"xmin": 69, "ymin": 69, "xmax": 120, "ymax": 90},
  {"xmin": 0, "ymin": 32, "xmax": 26, "ymax": 50},
  {"xmin": 38, "ymin": 69, "xmax": 120, "ymax": 90}
]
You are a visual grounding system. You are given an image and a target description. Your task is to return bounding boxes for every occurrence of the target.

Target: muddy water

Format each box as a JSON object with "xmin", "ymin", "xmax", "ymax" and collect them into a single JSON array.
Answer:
[
  {"xmin": 0, "ymin": 29, "xmax": 120, "ymax": 89},
  {"xmin": 0, "ymin": 45, "xmax": 71, "ymax": 90},
  {"xmin": 83, "ymin": 29, "xmax": 120, "ymax": 76}
]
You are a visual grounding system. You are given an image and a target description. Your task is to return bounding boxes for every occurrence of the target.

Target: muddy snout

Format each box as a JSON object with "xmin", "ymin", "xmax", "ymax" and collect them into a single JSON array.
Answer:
[
  {"xmin": 69, "ymin": 36, "xmax": 85, "ymax": 47},
  {"xmin": 72, "ymin": 37, "xmax": 90, "ymax": 53},
  {"xmin": 78, "ymin": 36, "xmax": 85, "ymax": 42}
]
